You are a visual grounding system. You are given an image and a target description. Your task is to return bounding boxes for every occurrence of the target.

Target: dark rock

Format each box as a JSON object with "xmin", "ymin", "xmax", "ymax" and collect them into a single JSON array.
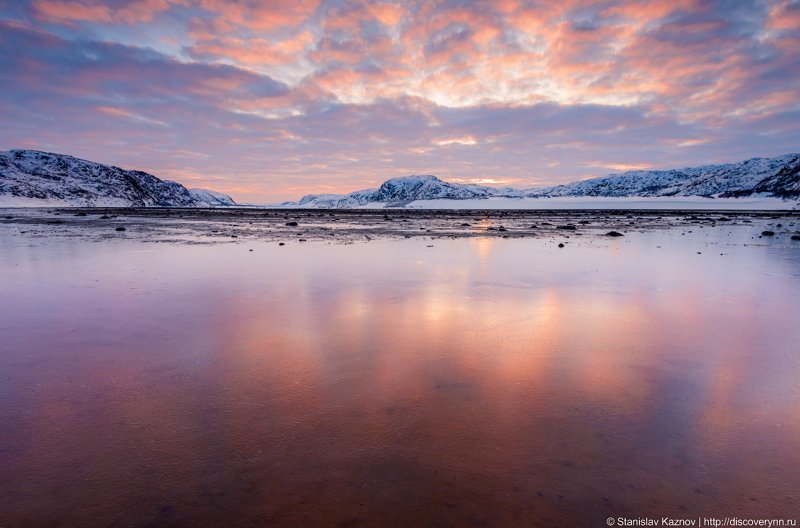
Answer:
[
  {"xmin": 557, "ymin": 225, "xmax": 577, "ymax": 230},
  {"xmin": 605, "ymin": 231, "xmax": 624, "ymax": 237},
  {"xmin": 762, "ymin": 230, "xmax": 775, "ymax": 236},
  {"xmin": 558, "ymin": 243, "xmax": 565, "ymax": 248},
  {"xmin": 278, "ymin": 242, "xmax": 285, "ymax": 246},
  {"xmin": 285, "ymin": 221, "xmax": 298, "ymax": 226},
  {"xmin": 115, "ymin": 227, "xmax": 126, "ymax": 231},
  {"xmin": 792, "ymin": 235, "xmax": 800, "ymax": 241}
]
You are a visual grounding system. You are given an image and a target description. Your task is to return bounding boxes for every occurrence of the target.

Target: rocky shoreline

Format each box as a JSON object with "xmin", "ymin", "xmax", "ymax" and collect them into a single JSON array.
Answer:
[{"xmin": 1, "ymin": 207, "xmax": 799, "ymax": 245}]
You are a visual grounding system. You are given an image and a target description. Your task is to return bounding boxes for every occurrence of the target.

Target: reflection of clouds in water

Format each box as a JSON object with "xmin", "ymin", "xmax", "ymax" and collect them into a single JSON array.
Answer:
[{"xmin": 0, "ymin": 233, "xmax": 799, "ymax": 525}]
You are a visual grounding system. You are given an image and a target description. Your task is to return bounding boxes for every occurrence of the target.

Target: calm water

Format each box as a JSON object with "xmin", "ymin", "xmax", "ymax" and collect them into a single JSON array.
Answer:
[{"xmin": 1, "ymin": 227, "xmax": 799, "ymax": 527}]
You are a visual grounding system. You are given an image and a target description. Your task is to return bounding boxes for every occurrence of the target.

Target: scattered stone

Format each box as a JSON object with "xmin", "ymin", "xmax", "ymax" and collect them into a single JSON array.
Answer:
[
  {"xmin": 762, "ymin": 230, "xmax": 775, "ymax": 236},
  {"xmin": 100, "ymin": 215, "xmax": 111, "ymax": 219},
  {"xmin": 75, "ymin": 212, "xmax": 87, "ymax": 216},
  {"xmin": 605, "ymin": 231, "xmax": 624, "ymax": 237},
  {"xmin": 498, "ymin": 226, "xmax": 507, "ymax": 232},
  {"xmin": 558, "ymin": 243, "xmax": 565, "ymax": 248},
  {"xmin": 285, "ymin": 221, "xmax": 298, "ymax": 226},
  {"xmin": 115, "ymin": 227, "xmax": 126, "ymax": 231},
  {"xmin": 230, "ymin": 235, "xmax": 238, "ymax": 238},
  {"xmin": 460, "ymin": 223, "xmax": 471, "ymax": 226},
  {"xmin": 792, "ymin": 235, "xmax": 800, "ymax": 241},
  {"xmin": 557, "ymin": 225, "xmax": 577, "ymax": 230},
  {"xmin": 278, "ymin": 242, "xmax": 285, "ymax": 246}
]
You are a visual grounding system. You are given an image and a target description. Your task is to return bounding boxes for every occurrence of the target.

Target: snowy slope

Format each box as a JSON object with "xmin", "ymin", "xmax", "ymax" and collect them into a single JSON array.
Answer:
[
  {"xmin": 285, "ymin": 154, "xmax": 800, "ymax": 208},
  {"xmin": 187, "ymin": 188, "xmax": 237, "ymax": 206},
  {"xmin": 532, "ymin": 154, "xmax": 800, "ymax": 198},
  {"xmin": 290, "ymin": 175, "xmax": 500, "ymax": 208},
  {"xmin": 0, "ymin": 150, "xmax": 235, "ymax": 207}
]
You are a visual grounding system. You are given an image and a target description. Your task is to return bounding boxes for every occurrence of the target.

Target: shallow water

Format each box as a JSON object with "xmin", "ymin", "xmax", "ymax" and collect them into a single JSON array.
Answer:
[{"xmin": 1, "ymin": 219, "xmax": 799, "ymax": 527}]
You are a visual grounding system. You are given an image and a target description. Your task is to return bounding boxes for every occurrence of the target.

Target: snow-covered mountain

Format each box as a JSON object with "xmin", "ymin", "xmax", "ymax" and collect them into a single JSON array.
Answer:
[
  {"xmin": 186, "ymin": 188, "xmax": 237, "ymax": 206},
  {"xmin": 285, "ymin": 153, "xmax": 800, "ymax": 208},
  {"xmin": 294, "ymin": 175, "xmax": 502, "ymax": 207},
  {"xmin": 532, "ymin": 154, "xmax": 800, "ymax": 198},
  {"xmin": 0, "ymin": 150, "xmax": 236, "ymax": 207}
]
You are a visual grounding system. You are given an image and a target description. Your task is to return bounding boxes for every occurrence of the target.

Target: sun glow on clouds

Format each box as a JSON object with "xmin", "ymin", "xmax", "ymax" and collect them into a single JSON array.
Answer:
[
  {"xmin": 1, "ymin": 0, "xmax": 799, "ymax": 202},
  {"xmin": 432, "ymin": 136, "xmax": 477, "ymax": 147}
]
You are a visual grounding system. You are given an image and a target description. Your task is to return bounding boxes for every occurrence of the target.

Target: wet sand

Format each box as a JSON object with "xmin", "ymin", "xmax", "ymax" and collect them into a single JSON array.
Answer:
[{"xmin": 1, "ymin": 207, "xmax": 799, "ymax": 527}]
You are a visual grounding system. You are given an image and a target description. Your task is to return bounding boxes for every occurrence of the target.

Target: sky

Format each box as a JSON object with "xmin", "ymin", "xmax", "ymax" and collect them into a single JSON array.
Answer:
[{"xmin": 0, "ymin": 0, "xmax": 798, "ymax": 203}]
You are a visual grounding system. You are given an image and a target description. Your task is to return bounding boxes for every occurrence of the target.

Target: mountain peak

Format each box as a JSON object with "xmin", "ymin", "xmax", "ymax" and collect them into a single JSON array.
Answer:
[{"xmin": 382, "ymin": 174, "xmax": 442, "ymax": 184}]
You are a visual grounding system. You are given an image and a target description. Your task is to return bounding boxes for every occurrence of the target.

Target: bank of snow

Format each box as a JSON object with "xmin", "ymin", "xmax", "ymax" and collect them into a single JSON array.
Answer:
[{"xmin": 370, "ymin": 196, "xmax": 799, "ymax": 210}]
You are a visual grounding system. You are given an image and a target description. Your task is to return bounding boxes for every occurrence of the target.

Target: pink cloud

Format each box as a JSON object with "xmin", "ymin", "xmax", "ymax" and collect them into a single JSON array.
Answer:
[
  {"xmin": 197, "ymin": 0, "xmax": 320, "ymax": 31},
  {"xmin": 33, "ymin": 0, "xmax": 174, "ymax": 24}
]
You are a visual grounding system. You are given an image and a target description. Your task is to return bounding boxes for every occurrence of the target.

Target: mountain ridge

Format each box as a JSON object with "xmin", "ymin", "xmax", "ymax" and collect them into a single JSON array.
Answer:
[
  {"xmin": 286, "ymin": 153, "xmax": 800, "ymax": 208},
  {"xmin": 2, "ymin": 149, "xmax": 798, "ymax": 209},
  {"xmin": 0, "ymin": 149, "xmax": 236, "ymax": 207}
]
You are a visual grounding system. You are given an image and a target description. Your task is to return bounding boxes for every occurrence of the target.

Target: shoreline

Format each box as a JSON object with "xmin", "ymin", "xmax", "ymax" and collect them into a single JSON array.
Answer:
[{"xmin": 2, "ymin": 207, "xmax": 799, "ymax": 246}]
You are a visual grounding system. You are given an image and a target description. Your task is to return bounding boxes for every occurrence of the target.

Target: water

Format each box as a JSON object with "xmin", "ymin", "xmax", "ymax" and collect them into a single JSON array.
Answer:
[{"xmin": 1, "ymin": 225, "xmax": 799, "ymax": 527}]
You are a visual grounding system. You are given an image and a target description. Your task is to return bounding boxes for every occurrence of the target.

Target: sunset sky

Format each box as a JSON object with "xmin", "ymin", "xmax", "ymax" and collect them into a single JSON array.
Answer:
[{"xmin": 1, "ymin": 0, "xmax": 798, "ymax": 203}]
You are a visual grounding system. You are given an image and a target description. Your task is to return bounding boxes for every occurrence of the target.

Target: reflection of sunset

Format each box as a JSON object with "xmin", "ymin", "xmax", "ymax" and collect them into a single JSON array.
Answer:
[{"xmin": 2, "ymin": 235, "xmax": 800, "ymax": 525}]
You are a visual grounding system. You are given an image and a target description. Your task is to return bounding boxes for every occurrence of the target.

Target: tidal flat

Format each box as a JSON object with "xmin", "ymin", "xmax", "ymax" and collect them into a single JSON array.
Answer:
[{"xmin": 1, "ymin": 208, "xmax": 799, "ymax": 527}]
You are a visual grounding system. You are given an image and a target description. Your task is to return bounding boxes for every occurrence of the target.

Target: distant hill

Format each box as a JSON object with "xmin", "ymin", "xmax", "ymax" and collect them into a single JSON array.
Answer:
[
  {"xmin": 0, "ymin": 150, "xmax": 236, "ymax": 207},
  {"xmin": 286, "ymin": 153, "xmax": 800, "ymax": 208}
]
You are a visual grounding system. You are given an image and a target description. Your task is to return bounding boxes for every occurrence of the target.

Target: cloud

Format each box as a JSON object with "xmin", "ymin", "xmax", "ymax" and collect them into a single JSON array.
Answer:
[
  {"xmin": 0, "ymin": 1, "xmax": 798, "ymax": 203},
  {"xmin": 32, "ymin": 0, "xmax": 175, "ymax": 24}
]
